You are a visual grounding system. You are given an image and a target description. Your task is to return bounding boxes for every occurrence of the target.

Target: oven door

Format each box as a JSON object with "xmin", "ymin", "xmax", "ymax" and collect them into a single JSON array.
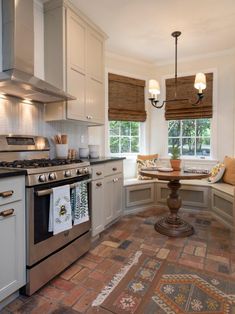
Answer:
[{"xmin": 26, "ymin": 175, "xmax": 91, "ymax": 266}]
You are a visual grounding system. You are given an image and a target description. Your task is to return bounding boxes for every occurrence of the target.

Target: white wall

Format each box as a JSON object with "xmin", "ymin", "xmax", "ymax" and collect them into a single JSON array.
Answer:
[{"xmin": 151, "ymin": 52, "xmax": 235, "ymax": 162}]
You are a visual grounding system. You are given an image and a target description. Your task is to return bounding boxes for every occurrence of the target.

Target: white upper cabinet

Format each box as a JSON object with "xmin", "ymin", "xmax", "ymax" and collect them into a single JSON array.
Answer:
[
  {"xmin": 44, "ymin": 1, "xmax": 107, "ymax": 125},
  {"xmin": 87, "ymin": 30, "xmax": 104, "ymax": 82},
  {"xmin": 67, "ymin": 10, "xmax": 86, "ymax": 74}
]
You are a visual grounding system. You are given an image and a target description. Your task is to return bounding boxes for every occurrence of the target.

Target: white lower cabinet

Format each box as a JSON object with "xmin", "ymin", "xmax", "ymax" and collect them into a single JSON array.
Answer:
[
  {"xmin": 105, "ymin": 173, "xmax": 123, "ymax": 223},
  {"xmin": 0, "ymin": 176, "xmax": 26, "ymax": 304},
  {"xmin": 91, "ymin": 161, "xmax": 123, "ymax": 236},
  {"xmin": 91, "ymin": 180, "xmax": 105, "ymax": 237}
]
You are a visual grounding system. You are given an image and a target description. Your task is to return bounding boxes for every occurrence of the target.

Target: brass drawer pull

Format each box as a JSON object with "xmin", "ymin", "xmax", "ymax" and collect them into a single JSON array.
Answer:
[
  {"xmin": 96, "ymin": 182, "xmax": 102, "ymax": 187},
  {"xmin": 0, "ymin": 190, "xmax": 14, "ymax": 198},
  {"xmin": 112, "ymin": 167, "xmax": 117, "ymax": 171},
  {"xmin": 96, "ymin": 171, "xmax": 102, "ymax": 176},
  {"xmin": 0, "ymin": 208, "xmax": 14, "ymax": 217}
]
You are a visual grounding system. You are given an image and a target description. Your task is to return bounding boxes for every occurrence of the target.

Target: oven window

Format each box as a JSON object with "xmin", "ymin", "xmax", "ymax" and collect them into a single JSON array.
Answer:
[{"xmin": 33, "ymin": 177, "xmax": 90, "ymax": 244}]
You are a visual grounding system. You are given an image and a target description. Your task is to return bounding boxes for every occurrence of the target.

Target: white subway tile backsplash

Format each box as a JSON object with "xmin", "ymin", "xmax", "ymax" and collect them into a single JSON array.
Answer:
[{"xmin": 0, "ymin": 97, "xmax": 89, "ymax": 158}]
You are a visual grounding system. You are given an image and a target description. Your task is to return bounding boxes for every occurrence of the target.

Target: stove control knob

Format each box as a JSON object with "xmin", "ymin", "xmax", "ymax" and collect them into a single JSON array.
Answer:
[
  {"xmin": 84, "ymin": 167, "xmax": 89, "ymax": 174},
  {"xmin": 64, "ymin": 170, "xmax": 71, "ymax": 177},
  {"xmin": 38, "ymin": 174, "xmax": 46, "ymax": 183},
  {"xmin": 48, "ymin": 172, "xmax": 56, "ymax": 181},
  {"xmin": 77, "ymin": 168, "xmax": 83, "ymax": 175}
]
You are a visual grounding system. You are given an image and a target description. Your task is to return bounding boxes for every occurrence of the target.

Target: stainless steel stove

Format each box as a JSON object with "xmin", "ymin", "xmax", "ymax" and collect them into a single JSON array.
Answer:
[
  {"xmin": 0, "ymin": 135, "xmax": 92, "ymax": 295},
  {"xmin": 0, "ymin": 135, "xmax": 91, "ymax": 186}
]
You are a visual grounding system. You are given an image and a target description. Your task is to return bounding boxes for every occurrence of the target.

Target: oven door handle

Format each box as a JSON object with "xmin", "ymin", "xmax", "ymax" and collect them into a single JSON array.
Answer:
[{"xmin": 35, "ymin": 179, "xmax": 92, "ymax": 197}]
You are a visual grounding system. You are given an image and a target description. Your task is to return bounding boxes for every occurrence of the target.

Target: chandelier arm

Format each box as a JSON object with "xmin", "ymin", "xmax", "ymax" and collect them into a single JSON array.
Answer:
[
  {"xmin": 190, "ymin": 93, "xmax": 204, "ymax": 106},
  {"xmin": 149, "ymin": 98, "xmax": 165, "ymax": 109}
]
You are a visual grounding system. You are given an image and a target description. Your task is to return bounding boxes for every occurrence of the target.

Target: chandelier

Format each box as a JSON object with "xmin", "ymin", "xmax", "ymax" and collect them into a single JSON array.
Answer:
[{"xmin": 149, "ymin": 31, "xmax": 206, "ymax": 109}]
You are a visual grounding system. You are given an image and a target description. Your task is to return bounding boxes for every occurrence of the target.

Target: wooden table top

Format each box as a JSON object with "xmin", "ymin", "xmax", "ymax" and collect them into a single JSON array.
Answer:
[{"xmin": 140, "ymin": 170, "xmax": 210, "ymax": 181}]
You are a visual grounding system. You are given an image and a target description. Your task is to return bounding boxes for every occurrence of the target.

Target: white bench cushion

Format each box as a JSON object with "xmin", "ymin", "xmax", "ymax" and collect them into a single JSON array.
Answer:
[
  {"xmin": 124, "ymin": 178, "xmax": 234, "ymax": 196},
  {"xmin": 211, "ymin": 182, "xmax": 234, "ymax": 196}
]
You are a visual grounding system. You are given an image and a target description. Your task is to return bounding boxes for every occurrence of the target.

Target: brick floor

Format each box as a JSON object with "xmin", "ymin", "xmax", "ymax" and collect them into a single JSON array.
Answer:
[{"xmin": 4, "ymin": 208, "xmax": 234, "ymax": 313}]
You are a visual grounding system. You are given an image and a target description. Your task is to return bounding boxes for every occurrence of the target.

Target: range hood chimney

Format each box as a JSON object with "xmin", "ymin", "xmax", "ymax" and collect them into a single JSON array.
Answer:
[{"xmin": 0, "ymin": 0, "xmax": 75, "ymax": 103}]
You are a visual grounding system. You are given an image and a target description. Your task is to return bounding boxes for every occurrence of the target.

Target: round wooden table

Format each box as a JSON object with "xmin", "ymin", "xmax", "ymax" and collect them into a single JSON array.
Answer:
[{"xmin": 140, "ymin": 170, "xmax": 210, "ymax": 237}]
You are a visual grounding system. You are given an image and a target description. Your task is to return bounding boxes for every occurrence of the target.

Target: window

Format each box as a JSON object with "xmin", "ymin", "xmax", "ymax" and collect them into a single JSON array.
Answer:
[
  {"xmin": 168, "ymin": 119, "xmax": 211, "ymax": 157},
  {"xmin": 109, "ymin": 121, "xmax": 140, "ymax": 154}
]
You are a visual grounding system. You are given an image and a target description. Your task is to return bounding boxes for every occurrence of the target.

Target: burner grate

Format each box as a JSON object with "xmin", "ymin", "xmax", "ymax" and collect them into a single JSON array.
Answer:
[{"xmin": 0, "ymin": 158, "xmax": 84, "ymax": 169}]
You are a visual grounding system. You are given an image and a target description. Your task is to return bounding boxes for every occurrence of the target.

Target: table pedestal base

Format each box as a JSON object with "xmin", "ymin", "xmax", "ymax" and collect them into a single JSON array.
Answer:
[
  {"xmin": 155, "ymin": 217, "xmax": 194, "ymax": 237},
  {"xmin": 155, "ymin": 179, "xmax": 194, "ymax": 237}
]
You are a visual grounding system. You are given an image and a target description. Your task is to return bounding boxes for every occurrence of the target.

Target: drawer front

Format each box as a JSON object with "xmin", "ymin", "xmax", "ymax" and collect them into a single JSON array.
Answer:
[
  {"xmin": 105, "ymin": 161, "xmax": 123, "ymax": 177},
  {"xmin": 92, "ymin": 164, "xmax": 105, "ymax": 180},
  {"xmin": 0, "ymin": 176, "xmax": 25, "ymax": 206}
]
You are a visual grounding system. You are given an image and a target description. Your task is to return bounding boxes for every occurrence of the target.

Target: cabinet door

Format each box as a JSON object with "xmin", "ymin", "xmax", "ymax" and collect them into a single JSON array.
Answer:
[
  {"xmin": 113, "ymin": 174, "xmax": 123, "ymax": 219},
  {"xmin": 87, "ymin": 29, "xmax": 104, "ymax": 82},
  {"xmin": 86, "ymin": 78, "xmax": 105, "ymax": 124},
  {"xmin": 104, "ymin": 174, "xmax": 123, "ymax": 226},
  {"xmin": 66, "ymin": 9, "xmax": 86, "ymax": 120},
  {"xmin": 104, "ymin": 176, "xmax": 115, "ymax": 225},
  {"xmin": 91, "ymin": 180, "xmax": 105, "ymax": 237},
  {"xmin": 0, "ymin": 201, "xmax": 25, "ymax": 302}
]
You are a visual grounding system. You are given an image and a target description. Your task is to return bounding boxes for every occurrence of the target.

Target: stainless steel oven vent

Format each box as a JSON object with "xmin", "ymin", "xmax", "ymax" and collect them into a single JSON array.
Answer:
[{"xmin": 0, "ymin": 0, "xmax": 75, "ymax": 103}]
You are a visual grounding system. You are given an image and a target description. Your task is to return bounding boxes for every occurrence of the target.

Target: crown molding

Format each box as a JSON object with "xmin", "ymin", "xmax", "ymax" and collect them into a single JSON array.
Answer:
[{"xmin": 105, "ymin": 51, "xmax": 154, "ymax": 68}]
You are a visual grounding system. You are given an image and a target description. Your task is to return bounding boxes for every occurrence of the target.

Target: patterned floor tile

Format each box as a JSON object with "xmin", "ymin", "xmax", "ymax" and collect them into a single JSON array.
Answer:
[{"xmin": 3, "ymin": 208, "xmax": 234, "ymax": 313}]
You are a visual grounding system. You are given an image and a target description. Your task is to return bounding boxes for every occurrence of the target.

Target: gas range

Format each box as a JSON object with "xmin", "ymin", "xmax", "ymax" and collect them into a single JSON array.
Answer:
[
  {"xmin": 0, "ymin": 135, "xmax": 91, "ymax": 186},
  {"xmin": 0, "ymin": 135, "xmax": 93, "ymax": 295}
]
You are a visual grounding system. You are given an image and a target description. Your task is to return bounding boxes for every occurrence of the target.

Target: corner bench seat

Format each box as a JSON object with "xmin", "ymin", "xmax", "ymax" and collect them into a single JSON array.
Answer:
[{"xmin": 124, "ymin": 178, "xmax": 235, "ymax": 229}]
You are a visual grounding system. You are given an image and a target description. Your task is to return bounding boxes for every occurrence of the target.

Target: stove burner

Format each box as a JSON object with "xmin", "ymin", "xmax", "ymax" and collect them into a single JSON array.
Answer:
[{"xmin": 0, "ymin": 158, "xmax": 84, "ymax": 169}]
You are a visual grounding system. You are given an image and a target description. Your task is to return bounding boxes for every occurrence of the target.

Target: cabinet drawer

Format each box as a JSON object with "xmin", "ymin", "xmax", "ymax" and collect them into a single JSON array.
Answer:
[
  {"xmin": 105, "ymin": 161, "xmax": 123, "ymax": 177},
  {"xmin": 92, "ymin": 165, "xmax": 105, "ymax": 180},
  {"xmin": 0, "ymin": 176, "xmax": 25, "ymax": 206}
]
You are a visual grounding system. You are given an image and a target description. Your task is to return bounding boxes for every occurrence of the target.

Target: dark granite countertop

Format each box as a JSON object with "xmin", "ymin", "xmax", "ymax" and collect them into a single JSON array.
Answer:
[
  {"xmin": 0, "ymin": 168, "xmax": 27, "ymax": 178},
  {"xmin": 81, "ymin": 157, "xmax": 126, "ymax": 165}
]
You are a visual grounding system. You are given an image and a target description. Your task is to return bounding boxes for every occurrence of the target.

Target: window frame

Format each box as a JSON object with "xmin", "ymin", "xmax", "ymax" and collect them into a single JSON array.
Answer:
[
  {"xmin": 167, "ymin": 118, "xmax": 212, "ymax": 159},
  {"xmin": 108, "ymin": 121, "xmax": 145, "ymax": 157}
]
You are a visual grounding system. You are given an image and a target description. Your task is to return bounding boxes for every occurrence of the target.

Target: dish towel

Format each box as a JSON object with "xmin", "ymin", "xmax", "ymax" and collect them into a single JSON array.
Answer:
[
  {"xmin": 71, "ymin": 182, "xmax": 89, "ymax": 225},
  {"xmin": 48, "ymin": 185, "xmax": 72, "ymax": 235}
]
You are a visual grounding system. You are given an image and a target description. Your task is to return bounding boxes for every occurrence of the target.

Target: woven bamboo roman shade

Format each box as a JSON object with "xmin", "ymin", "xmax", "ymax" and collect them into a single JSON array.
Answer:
[
  {"xmin": 165, "ymin": 73, "xmax": 213, "ymax": 120},
  {"xmin": 108, "ymin": 73, "xmax": 147, "ymax": 122}
]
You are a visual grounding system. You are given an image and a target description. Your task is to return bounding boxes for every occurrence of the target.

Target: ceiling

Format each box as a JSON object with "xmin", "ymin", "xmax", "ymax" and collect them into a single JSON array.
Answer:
[{"xmin": 69, "ymin": 0, "xmax": 235, "ymax": 64}]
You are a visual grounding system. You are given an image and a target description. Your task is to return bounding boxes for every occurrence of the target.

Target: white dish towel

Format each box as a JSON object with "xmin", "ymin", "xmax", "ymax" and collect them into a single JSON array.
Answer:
[
  {"xmin": 48, "ymin": 185, "xmax": 72, "ymax": 235},
  {"xmin": 71, "ymin": 182, "xmax": 89, "ymax": 225}
]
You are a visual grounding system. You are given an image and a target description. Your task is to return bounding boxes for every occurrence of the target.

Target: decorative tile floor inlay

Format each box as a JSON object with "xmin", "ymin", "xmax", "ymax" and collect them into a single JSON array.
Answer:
[{"xmin": 4, "ymin": 207, "xmax": 235, "ymax": 313}]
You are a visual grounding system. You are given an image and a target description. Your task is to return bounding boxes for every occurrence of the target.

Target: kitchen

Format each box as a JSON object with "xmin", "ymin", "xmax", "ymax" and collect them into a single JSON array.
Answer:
[{"xmin": 1, "ymin": 0, "xmax": 235, "ymax": 313}]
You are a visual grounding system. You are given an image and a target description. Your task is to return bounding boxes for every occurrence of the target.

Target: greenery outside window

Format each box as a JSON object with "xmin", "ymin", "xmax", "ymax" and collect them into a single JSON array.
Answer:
[
  {"xmin": 168, "ymin": 119, "xmax": 211, "ymax": 157},
  {"xmin": 109, "ymin": 121, "xmax": 140, "ymax": 154}
]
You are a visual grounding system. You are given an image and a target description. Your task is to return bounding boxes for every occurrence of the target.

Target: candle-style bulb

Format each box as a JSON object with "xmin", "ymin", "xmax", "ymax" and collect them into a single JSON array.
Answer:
[{"xmin": 194, "ymin": 73, "xmax": 206, "ymax": 94}]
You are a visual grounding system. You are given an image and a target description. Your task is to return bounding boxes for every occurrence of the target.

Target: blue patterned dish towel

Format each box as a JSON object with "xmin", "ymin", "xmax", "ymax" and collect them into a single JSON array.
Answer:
[
  {"xmin": 71, "ymin": 182, "xmax": 89, "ymax": 225},
  {"xmin": 48, "ymin": 185, "xmax": 72, "ymax": 235}
]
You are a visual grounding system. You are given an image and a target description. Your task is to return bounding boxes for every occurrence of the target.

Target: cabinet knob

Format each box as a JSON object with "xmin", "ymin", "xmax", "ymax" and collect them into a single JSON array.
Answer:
[
  {"xmin": 96, "ymin": 182, "xmax": 102, "ymax": 187},
  {"xmin": 96, "ymin": 171, "xmax": 102, "ymax": 176},
  {"xmin": 113, "ymin": 178, "xmax": 119, "ymax": 183},
  {"xmin": 112, "ymin": 167, "xmax": 117, "ymax": 171},
  {"xmin": 0, "ymin": 208, "xmax": 14, "ymax": 217},
  {"xmin": 0, "ymin": 190, "xmax": 14, "ymax": 198}
]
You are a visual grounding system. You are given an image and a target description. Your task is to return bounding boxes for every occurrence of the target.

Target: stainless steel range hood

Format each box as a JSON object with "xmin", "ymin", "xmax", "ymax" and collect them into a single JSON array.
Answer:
[{"xmin": 0, "ymin": 0, "xmax": 75, "ymax": 103}]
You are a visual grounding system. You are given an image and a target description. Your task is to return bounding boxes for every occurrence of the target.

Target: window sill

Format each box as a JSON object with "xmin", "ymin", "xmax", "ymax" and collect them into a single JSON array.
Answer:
[
  {"xmin": 109, "ymin": 153, "xmax": 139, "ymax": 159},
  {"xmin": 160, "ymin": 157, "xmax": 218, "ymax": 163}
]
